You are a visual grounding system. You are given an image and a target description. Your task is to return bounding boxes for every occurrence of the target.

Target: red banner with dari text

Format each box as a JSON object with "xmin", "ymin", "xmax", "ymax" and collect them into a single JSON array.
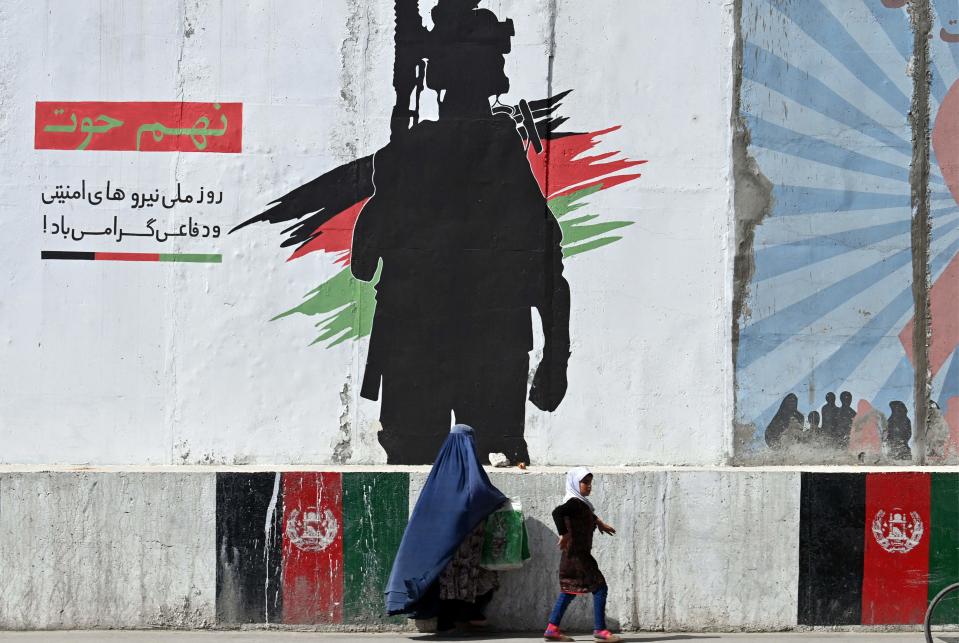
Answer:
[{"xmin": 35, "ymin": 101, "xmax": 242, "ymax": 152}]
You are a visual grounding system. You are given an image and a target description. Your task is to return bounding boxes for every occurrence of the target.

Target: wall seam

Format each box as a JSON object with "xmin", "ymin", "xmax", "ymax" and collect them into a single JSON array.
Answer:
[{"xmin": 909, "ymin": 0, "xmax": 933, "ymax": 465}]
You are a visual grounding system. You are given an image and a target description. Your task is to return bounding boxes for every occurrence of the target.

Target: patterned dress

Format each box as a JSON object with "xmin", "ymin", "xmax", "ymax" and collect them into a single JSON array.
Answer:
[
  {"xmin": 438, "ymin": 520, "xmax": 499, "ymax": 601},
  {"xmin": 552, "ymin": 498, "xmax": 606, "ymax": 594}
]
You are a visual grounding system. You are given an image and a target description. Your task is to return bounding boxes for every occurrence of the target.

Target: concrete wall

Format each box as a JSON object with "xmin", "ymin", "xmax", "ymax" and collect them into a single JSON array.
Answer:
[
  {"xmin": 0, "ymin": 469, "xmax": 806, "ymax": 632},
  {"xmin": 5, "ymin": 0, "xmax": 959, "ymax": 633},
  {"xmin": 6, "ymin": 468, "xmax": 954, "ymax": 632},
  {"xmin": 0, "ymin": 473, "xmax": 215, "ymax": 629}
]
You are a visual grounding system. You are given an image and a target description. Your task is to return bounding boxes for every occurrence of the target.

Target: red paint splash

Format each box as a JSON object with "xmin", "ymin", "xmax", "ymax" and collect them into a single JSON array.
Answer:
[
  {"xmin": 899, "ymin": 252, "xmax": 959, "ymax": 379},
  {"xmin": 526, "ymin": 126, "xmax": 646, "ymax": 199},
  {"xmin": 944, "ymin": 396, "xmax": 959, "ymax": 459},
  {"xmin": 287, "ymin": 198, "xmax": 369, "ymax": 264},
  {"xmin": 289, "ymin": 127, "xmax": 645, "ymax": 262}
]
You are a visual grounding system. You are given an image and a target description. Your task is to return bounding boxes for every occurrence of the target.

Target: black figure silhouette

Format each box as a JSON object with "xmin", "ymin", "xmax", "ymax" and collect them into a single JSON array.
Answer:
[
  {"xmin": 350, "ymin": 0, "xmax": 570, "ymax": 464},
  {"xmin": 833, "ymin": 391, "xmax": 856, "ymax": 449},
  {"xmin": 820, "ymin": 392, "xmax": 839, "ymax": 446},
  {"xmin": 885, "ymin": 401, "xmax": 912, "ymax": 461},
  {"xmin": 766, "ymin": 393, "xmax": 804, "ymax": 449},
  {"xmin": 804, "ymin": 411, "xmax": 822, "ymax": 441}
]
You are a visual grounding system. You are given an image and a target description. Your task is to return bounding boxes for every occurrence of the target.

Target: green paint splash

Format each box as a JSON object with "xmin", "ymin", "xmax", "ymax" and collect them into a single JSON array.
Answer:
[
  {"xmin": 553, "ymin": 184, "xmax": 633, "ymax": 258},
  {"xmin": 278, "ymin": 183, "xmax": 633, "ymax": 347},
  {"xmin": 273, "ymin": 263, "xmax": 379, "ymax": 347}
]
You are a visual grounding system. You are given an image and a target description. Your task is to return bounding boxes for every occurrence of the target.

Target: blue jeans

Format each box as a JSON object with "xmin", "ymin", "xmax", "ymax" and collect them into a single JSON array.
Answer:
[{"xmin": 547, "ymin": 584, "xmax": 608, "ymax": 631}]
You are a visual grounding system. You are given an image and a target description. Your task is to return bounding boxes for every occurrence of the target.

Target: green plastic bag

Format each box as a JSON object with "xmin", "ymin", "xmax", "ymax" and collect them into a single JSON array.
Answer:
[{"xmin": 480, "ymin": 498, "xmax": 531, "ymax": 571}]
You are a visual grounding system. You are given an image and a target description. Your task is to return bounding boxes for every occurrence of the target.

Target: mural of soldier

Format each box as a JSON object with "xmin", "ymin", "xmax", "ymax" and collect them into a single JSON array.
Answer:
[
  {"xmin": 350, "ymin": 0, "xmax": 570, "ymax": 464},
  {"xmin": 232, "ymin": 0, "xmax": 643, "ymax": 466}
]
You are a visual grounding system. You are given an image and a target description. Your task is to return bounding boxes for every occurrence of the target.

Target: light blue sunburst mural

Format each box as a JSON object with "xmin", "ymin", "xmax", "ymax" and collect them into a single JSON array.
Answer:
[{"xmin": 736, "ymin": 0, "xmax": 959, "ymax": 461}]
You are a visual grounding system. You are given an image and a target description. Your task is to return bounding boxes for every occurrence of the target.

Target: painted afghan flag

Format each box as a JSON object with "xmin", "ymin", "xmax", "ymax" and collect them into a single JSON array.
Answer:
[
  {"xmin": 216, "ymin": 472, "xmax": 409, "ymax": 625},
  {"xmin": 799, "ymin": 472, "xmax": 959, "ymax": 625}
]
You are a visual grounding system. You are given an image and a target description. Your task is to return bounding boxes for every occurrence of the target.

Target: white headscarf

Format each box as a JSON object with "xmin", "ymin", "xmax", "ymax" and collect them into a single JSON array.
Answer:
[{"xmin": 564, "ymin": 466, "xmax": 594, "ymax": 511}]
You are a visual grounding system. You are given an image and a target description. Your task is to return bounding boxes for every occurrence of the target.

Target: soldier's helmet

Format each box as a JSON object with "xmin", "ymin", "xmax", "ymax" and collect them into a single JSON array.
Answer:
[{"xmin": 426, "ymin": 0, "xmax": 514, "ymax": 98}]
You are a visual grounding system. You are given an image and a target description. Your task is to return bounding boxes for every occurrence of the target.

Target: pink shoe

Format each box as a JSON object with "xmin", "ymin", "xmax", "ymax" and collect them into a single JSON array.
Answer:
[
  {"xmin": 544, "ymin": 623, "xmax": 574, "ymax": 641},
  {"xmin": 593, "ymin": 629, "xmax": 622, "ymax": 642}
]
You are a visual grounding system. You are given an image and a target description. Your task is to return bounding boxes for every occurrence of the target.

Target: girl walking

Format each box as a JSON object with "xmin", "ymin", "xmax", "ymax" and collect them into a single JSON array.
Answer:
[{"xmin": 544, "ymin": 467, "xmax": 622, "ymax": 642}]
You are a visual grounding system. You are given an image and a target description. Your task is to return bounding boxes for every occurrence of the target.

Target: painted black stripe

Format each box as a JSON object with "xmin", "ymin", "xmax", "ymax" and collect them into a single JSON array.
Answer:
[
  {"xmin": 798, "ymin": 472, "xmax": 866, "ymax": 626},
  {"xmin": 215, "ymin": 472, "xmax": 283, "ymax": 624},
  {"xmin": 41, "ymin": 251, "xmax": 95, "ymax": 260}
]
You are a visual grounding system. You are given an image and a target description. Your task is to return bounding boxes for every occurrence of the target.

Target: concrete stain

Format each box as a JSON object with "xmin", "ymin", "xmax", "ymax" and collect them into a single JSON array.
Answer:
[
  {"xmin": 731, "ymin": 0, "xmax": 774, "ymax": 463},
  {"xmin": 332, "ymin": 378, "xmax": 353, "ymax": 464}
]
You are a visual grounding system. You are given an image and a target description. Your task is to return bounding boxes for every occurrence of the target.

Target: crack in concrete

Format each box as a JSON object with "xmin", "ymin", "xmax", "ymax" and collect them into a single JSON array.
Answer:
[
  {"xmin": 909, "ymin": 0, "xmax": 933, "ymax": 466},
  {"xmin": 730, "ymin": 0, "xmax": 773, "ymax": 464}
]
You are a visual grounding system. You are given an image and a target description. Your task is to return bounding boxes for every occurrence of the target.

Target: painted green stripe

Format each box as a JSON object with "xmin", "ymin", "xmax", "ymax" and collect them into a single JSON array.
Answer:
[
  {"xmin": 548, "ymin": 184, "xmax": 602, "ymax": 217},
  {"xmin": 158, "ymin": 253, "xmax": 222, "ymax": 263},
  {"xmin": 929, "ymin": 473, "xmax": 959, "ymax": 624},
  {"xmin": 342, "ymin": 472, "xmax": 409, "ymax": 623},
  {"xmin": 560, "ymin": 218, "xmax": 633, "ymax": 246},
  {"xmin": 563, "ymin": 235, "xmax": 623, "ymax": 257}
]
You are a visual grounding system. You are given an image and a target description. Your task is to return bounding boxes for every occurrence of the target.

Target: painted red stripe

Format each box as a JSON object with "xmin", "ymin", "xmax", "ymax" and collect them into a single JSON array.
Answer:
[
  {"xmin": 95, "ymin": 252, "xmax": 161, "ymax": 262},
  {"xmin": 525, "ymin": 126, "xmax": 645, "ymax": 198},
  {"xmin": 281, "ymin": 472, "xmax": 344, "ymax": 624},
  {"xmin": 861, "ymin": 473, "xmax": 931, "ymax": 624},
  {"xmin": 288, "ymin": 198, "xmax": 368, "ymax": 263},
  {"xmin": 35, "ymin": 101, "xmax": 242, "ymax": 152}
]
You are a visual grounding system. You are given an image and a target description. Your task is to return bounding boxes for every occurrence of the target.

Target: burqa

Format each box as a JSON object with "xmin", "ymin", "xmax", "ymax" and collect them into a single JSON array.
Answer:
[{"xmin": 385, "ymin": 424, "xmax": 508, "ymax": 617}]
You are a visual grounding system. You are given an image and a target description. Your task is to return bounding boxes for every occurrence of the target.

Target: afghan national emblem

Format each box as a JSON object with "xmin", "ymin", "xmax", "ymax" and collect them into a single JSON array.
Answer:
[
  {"xmin": 285, "ymin": 507, "xmax": 339, "ymax": 552},
  {"xmin": 872, "ymin": 509, "xmax": 924, "ymax": 554}
]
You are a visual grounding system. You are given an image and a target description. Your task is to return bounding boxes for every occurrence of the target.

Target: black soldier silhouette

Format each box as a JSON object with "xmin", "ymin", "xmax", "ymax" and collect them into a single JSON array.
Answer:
[
  {"xmin": 350, "ymin": 0, "xmax": 570, "ymax": 464},
  {"xmin": 885, "ymin": 401, "xmax": 912, "ymax": 461}
]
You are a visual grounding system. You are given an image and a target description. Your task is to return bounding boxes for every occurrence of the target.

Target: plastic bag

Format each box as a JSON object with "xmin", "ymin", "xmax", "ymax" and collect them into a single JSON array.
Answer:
[{"xmin": 480, "ymin": 498, "xmax": 531, "ymax": 570}]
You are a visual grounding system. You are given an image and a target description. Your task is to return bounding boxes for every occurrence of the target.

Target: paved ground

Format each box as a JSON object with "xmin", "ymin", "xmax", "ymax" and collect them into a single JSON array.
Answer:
[{"xmin": 0, "ymin": 633, "xmax": 954, "ymax": 642}]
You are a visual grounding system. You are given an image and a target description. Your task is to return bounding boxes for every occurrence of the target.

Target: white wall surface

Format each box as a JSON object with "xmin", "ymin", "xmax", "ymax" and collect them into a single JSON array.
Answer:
[{"xmin": 0, "ymin": 0, "xmax": 734, "ymax": 466}]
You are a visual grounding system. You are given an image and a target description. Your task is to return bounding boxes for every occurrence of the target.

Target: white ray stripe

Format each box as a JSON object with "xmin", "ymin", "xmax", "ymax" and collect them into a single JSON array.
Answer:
[
  {"xmin": 933, "ymin": 196, "xmax": 958, "ymax": 208},
  {"xmin": 743, "ymin": 79, "xmax": 912, "ymax": 170},
  {"xmin": 747, "ymin": 213, "xmax": 959, "ymax": 322},
  {"xmin": 835, "ymin": 224, "xmax": 959, "ymax": 404},
  {"xmin": 743, "ymin": 4, "xmax": 911, "ymax": 134},
  {"xmin": 835, "ymin": 323, "xmax": 913, "ymax": 405},
  {"xmin": 751, "ymin": 147, "xmax": 913, "ymax": 194},
  {"xmin": 931, "ymin": 352, "xmax": 955, "ymax": 403},
  {"xmin": 821, "ymin": 0, "xmax": 914, "ymax": 101},
  {"xmin": 739, "ymin": 224, "xmax": 959, "ymax": 419},
  {"xmin": 757, "ymin": 203, "xmax": 957, "ymax": 248},
  {"xmin": 757, "ymin": 205, "xmax": 912, "ymax": 246}
]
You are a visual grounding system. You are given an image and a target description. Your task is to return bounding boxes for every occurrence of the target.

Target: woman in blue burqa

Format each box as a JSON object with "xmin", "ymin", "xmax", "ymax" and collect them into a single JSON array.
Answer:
[{"xmin": 386, "ymin": 424, "xmax": 508, "ymax": 632}]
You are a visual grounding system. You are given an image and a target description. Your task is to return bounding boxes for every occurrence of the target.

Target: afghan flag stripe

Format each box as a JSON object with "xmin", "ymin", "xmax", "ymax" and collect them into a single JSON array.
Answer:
[
  {"xmin": 281, "ymin": 472, "xmax": 345, "ymax": 624},
  {"xmin": 798, "ymin": 473, "xmax": 866, "ymax": 626},
  {"xmin": 929, "ymin": 473, "xmax": 959, "ymax": 624},
  {"xmin": 215, "ymin": 472, "xmax": 283, "ymax": 624},
  {"xmin": 861, "ymin": 473, "xmax": 931, "ymax": 624},
  {"xmin": 342, "ymin": 473, "xmax": 409, "ymax": 623},
  {"xmin": 97, "ymin": 252, "xmax": 161, "ymax": 262}
]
